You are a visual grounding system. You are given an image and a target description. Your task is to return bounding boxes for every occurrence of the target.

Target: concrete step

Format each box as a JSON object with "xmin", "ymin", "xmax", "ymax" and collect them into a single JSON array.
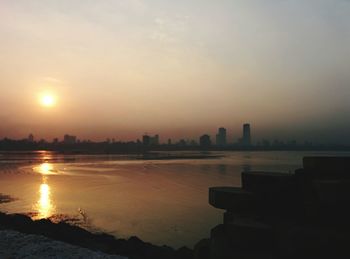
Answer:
[
  {"xmin": 304, "ymin": 156, "xmax": 350, "ymax": 171},
  {"xmin": 209, "ymin": 187, "xmax": 256, "ymax": 212},
  {"xmin": 241, "ymin": 171, "xmax": 296, "ymax": 195},
  {"xmin": 224, "ymin": 218, "xmax": 274, "ymax": 250},
  {"xmin": 312, "ymin": 179, "xmax": 350, "ymax": 203},
  {"xmin": 301, "ymin": 157, "xmax": 350, "ymax": 179},
  {"xmin": 210, "ymin": 224, "xmax": 274, "ymax": 259}
]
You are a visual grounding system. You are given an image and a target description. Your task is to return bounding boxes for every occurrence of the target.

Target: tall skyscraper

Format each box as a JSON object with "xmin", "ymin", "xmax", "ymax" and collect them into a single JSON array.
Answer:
[
  {"xmin": 242, "ymin": 123, "xmax": 251, "ymax": 146},
  {"xmin": 216, "ymin": 127, "xmax": 227, "ymax": 146}
]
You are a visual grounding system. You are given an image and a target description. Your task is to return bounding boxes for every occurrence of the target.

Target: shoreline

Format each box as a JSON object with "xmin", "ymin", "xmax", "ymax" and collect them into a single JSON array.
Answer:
[{"xmin": 0, "ymin": 212, "xmax": 194, "ymax": 259}]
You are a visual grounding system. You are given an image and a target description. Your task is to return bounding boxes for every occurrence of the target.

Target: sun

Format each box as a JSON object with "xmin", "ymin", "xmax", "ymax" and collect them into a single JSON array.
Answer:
[{"xmin": 40, "ymin": 94, "xmax": 55, "ymax": 107}]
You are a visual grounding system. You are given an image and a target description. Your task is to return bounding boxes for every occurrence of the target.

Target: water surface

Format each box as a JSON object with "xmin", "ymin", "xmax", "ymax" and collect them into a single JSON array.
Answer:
[{"xmin": 0, "ymin": 151, "xmax": 348, "ymax": 248}]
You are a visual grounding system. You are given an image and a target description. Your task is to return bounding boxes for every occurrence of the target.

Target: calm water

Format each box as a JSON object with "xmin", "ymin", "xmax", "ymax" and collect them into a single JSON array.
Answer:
[{"xmin": 0, "ymin": 150, "xmax": 349, "ymax": 248}]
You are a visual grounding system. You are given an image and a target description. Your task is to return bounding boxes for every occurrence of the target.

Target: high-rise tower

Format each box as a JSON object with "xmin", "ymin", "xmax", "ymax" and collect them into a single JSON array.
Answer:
[
  {"xmin": 242, "ymin": 123, "xmax": 251, "ymax": 146},
  {"xmin": 216, "ymin": 127, "xmax": 227, "ymax": 146}
]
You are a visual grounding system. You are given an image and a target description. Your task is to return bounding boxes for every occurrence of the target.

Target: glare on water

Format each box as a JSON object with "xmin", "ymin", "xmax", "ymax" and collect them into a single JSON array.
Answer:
[
  {"xmin": 33, "ymin": 163, "xmax": 56, "ymax": 219},
  {"xmin": 36, "ymin": 181, "xmax": 54, "ymax": 218},
  {"xmin": 38, "ymin": 162, "xmax": 53, "ymax": 175}
]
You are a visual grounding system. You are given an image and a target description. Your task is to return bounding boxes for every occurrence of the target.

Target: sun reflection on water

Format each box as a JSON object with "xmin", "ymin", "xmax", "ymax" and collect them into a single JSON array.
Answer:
[
  {"xmin": 38, "ymin": 162, "xmax": 53, "ymax": 175},
  {"xmin": 33, "ymin": 162, "xmax": 56, "ymax": 219},
  {"xmin": 37, "ymin": 181, "xmax": 54, "ymax": 218}
]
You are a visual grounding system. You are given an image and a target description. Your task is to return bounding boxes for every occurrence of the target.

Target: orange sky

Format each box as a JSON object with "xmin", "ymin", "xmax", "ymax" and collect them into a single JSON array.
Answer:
[{"xmin": 0, "ymin": 1, "xmax": 350, "ymax": 144}]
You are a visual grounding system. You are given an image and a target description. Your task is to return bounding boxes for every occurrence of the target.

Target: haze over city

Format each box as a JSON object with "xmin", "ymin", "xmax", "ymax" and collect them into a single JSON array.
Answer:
[
  {"xmin": 1, "ymin": 0, "xmax": 350, "ymax": 144},
  {"xmin": 2, "ymin": 2, "xmax": 350, "ymax": 259}
]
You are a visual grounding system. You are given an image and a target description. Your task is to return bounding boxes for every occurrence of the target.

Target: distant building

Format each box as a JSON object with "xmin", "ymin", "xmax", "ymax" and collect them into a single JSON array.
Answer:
[
  {"xmin": 63, "ymin": 134, "xmax": 77, "ymax": 144},
  {"xmin": 151, "ymin": 134, "xmax": 159, "ymax": 145},
  {"xmin": 168, "ymin": 138, "xmax": 172, "ymax": 145},
  {"xmin": 200, "ymin": 134, "xmax": 211, "ymax": 148},
  {"xmin": 216, "ymin": 127, "xmax": 227, "ymax": 146},
  {"xmin": 38, "ymin": 139, "xmax": 47, "ymax": 144},
  {"xmin": 190, "ymin": 140, "xmax": 198, "ymax": 146},
  {"xmin": 142, "ymin": 134, "xmax": 159, "ymax": 146},
  {"xmin": 28, "ymin": 134, "xmax": 34, "ymax": 142},
  {"xmin": 177, "ymin": 139, "xmax": 187, "ymax": 146},
  {"xmin": 142, "ymin": 135, "xmax": 151, "ymax": 146},
  {"xmin": 242, "ymin": 123, "xmax": 251, "ymax": 146}
]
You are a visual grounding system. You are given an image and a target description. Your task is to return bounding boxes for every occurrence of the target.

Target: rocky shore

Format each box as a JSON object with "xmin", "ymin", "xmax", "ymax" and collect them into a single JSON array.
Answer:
[
  {"xmin": 0, "ymin": 212, "xmax": 193, "ymax": 259},
  {"xmin": 0, "ymin": 229, "xmax": 125, "ymax": 258}
]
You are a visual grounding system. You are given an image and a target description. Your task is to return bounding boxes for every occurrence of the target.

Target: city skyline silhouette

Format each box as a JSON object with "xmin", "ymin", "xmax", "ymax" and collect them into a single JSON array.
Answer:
[{"xmin": 0, "ymin": 1, "xmax": 349, "ymax": 145}]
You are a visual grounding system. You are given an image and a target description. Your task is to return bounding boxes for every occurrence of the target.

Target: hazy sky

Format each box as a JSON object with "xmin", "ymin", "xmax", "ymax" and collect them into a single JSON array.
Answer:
[{"xmin": 0, "ymin": 0, "xmax": 349, "ymax": 143}]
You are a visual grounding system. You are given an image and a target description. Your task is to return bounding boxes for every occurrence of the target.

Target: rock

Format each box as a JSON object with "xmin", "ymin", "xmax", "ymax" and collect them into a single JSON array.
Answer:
[
  {"xmin": 0, "ymin": 229, "xmax": 126, "ymax": 259},
  {"xmin": 0, "ymin": 212, "xmax": 193, "ymax": 259}
]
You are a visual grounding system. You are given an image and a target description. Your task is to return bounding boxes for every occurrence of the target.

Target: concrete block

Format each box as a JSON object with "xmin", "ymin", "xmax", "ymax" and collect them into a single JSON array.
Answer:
[
  {"xmin": 241, "ymin": 171, "xmax": 296, "ymax": 195},
  {"xmin": 209, "ymin": 187, "xmax": 256, "ymax": 212},
  {"xmin": 312, "ymin": 180, "xmax": 350, "ymax": 203},
  {"xmin": 303, "ymin": 157, "xmax": 350, "ymax": 178},
  {"xmin": 225, "ymin": 218, "xmax": 274, "ymax": 251}
]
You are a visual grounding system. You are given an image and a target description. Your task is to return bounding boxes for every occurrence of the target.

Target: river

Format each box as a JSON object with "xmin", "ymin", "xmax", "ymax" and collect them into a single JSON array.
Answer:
[{"xmin": 0, "ymin": 150, "xmax": 348, "ymax": 248}]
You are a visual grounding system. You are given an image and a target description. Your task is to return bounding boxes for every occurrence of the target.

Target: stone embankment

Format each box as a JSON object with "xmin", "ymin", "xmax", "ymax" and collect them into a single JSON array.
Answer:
[{"xmin": 195, "ymin": 157, "xmax": 350, "ymax": 259}]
